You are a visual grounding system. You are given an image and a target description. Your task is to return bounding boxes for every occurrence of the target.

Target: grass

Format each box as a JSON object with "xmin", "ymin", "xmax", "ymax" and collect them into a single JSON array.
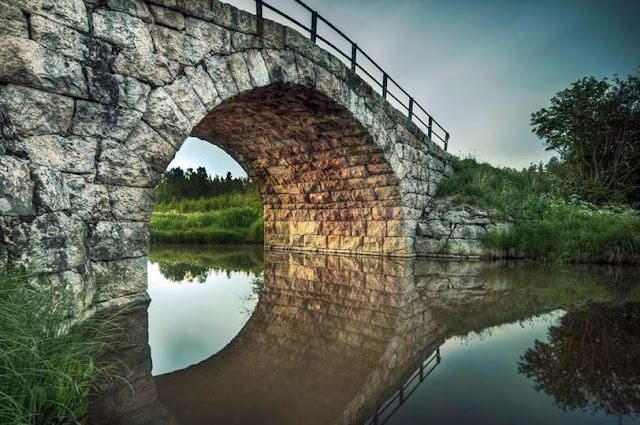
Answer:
[
  {"xmin": 438, "ymin": 156, "xmax": 640, "ymax": 264},
  {"xmin": 150, "ymin": 203, "xmax": 264, "ymax": 245},
  {"xmin": 0, "ymin": 274, "xmax": 116, "ymax": 424}
]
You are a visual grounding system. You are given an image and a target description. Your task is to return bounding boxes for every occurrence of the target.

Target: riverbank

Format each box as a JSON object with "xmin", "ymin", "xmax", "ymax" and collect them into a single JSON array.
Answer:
[
  {"xmin": 437, "ymin": 157, "xmax": 640, "ymax": 264},
  {"xmin": 151, "ymin": 193, "xmax": 264, "ymax": 245}
]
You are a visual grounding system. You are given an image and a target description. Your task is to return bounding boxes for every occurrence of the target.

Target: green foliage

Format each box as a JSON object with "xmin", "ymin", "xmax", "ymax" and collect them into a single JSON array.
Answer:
[
  {"xmin": 0, "ymin": 275, "xmax": 115, "ymax": 424},
  {"xmin": 154, "ymin": 191, "xmax": 263, "ymax": 214},
  {"xmin": 155, "ymin": 167, "xmax": 257, "ymax": 204},
  {"xmin": 531, "ymin": 73, "xmax": 640, "ymax": 204},
  {"xmin": 439, "ymin": 156, "xmax": 640, "ymax": 263},
  {"xmin": 150, "ymin": 207, "xmax": 264, "ymax": 245}
]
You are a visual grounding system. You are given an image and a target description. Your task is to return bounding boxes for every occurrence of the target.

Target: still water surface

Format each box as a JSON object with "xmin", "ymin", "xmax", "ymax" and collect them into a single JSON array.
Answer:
[{"xmin": 89, "ymin": 245, "xmax": 640, "ymax": 425}]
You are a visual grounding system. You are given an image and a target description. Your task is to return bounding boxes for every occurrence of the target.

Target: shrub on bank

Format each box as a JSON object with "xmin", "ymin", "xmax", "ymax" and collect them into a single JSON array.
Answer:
[
  {"xmin": 439, "ymin": 156, "xmax": 640, "ymax": 263},
  {"xmin": 0, "ymin": 275, "xmax": 114, "ymax": 424}
]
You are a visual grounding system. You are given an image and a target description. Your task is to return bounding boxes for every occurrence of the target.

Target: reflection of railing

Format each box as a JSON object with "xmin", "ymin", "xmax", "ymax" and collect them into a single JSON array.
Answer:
[
  {"xmin": 365, "ymin": 348, "xmax": 442, "ymax": 425},
  {"xmin": 254, "ymin": 0, "xmax": 450, "ymax": 151}
]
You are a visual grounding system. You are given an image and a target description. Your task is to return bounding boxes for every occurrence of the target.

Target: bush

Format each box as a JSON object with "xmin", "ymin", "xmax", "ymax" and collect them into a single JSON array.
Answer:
[
  {"xmin": 0, "ymin": 275, "xmax": 115, "ymax": 424},
  {"xmin": 440, "ymin": 155, "xmax": 640, "ymax": 264}
]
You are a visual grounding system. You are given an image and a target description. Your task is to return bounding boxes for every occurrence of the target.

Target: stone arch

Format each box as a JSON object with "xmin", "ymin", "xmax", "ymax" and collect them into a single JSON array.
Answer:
[{"xmin": 0, "ymin": 0, "xmax": 451, "ymax": 312}]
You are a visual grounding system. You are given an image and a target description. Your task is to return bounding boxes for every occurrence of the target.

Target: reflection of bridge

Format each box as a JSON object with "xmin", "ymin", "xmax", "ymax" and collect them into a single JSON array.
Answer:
[
  {"xmin": 88, "ymin": 251, "xmax": 516, "ymax": 424},
  {"xmin": 367, "ymin": 349, "xmax": 441, "ymax": 425}
]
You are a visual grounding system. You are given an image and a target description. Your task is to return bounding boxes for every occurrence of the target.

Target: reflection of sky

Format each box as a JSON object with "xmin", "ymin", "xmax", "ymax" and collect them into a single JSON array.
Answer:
[
  {"xmin": 147, "ymin": 262, "xmax": 258, "ymax": 376},
  {"xmin": 386, "ymin": 310, "xmax": 622, "ymax": 425}
]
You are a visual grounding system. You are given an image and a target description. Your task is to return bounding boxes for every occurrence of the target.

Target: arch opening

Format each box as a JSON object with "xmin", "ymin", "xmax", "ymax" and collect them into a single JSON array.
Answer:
[{"xmin": 188, "ymin": 83, "xmax": 406, "ymax": 255}]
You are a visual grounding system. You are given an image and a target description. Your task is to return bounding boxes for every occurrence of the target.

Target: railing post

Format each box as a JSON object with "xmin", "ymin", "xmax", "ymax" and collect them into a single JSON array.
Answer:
[
  {"xmin": 444, "ymin": 133, "xmax": 449, "ymax": 152},
  {"xmin": 256, "ymin": 0, "xmax": 263, "ymax": 35},
  {"xmin": 408, "ymin": 97, "xmax": 414, "ymax": 120},
  {"xmin": 310, "ymin": 11, "xmax": 318, "ymax": 43},
  {"xmin": 436, "ymin": 348, "xmax": 442, "ymax": 363},
  {"xmin": 351, "ymin": 43, "xmax": 357, "ymax": 72},
  {"xmin": 382, "ymin": 73, "xmax": 388, "ymax": 99},
  {"xmin": 419, "ymin": 362, "xmax": 424, "ymax": 382},
  {"xmin": 399, "ymin": 386, "xmax": 404, "ymax": 404},
  {"xmin": 428, "ymin": 116, "xmax": 433, "ymax": 139}
]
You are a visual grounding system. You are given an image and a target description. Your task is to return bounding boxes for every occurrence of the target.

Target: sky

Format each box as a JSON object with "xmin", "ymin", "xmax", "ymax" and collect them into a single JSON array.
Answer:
[{"xmin": 169, "ymin": 0, "xmax": 640, "ymax": 177}]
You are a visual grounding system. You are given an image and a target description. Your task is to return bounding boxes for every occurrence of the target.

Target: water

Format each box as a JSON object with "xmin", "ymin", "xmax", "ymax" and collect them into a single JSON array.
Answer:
[{"xmin": 88, "ymin": 245, "xmax": 640, "ymax": 425}]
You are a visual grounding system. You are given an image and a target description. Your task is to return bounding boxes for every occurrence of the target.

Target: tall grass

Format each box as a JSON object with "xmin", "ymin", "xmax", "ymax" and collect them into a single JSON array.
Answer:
[
  {"xmin": 438, "ymin": 156, "xmax": 640, "ymax": 264},
  {"xmin": 0, "ymin": 274, "xmax": 115, "ymax": 424},
  {"xmin": 150, "ymin": 207, "xmax": 264, "ymax": 245}
]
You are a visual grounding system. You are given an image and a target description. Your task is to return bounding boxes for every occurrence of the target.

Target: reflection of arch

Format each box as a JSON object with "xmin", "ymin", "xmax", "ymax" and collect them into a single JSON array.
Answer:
[
  {"xmin": 0, "ymin": 0, "xmax": 453, "ymax": 307},
  {"xmin": 88, "ymin": 252, "xmax": 640, "ymax": 424}
]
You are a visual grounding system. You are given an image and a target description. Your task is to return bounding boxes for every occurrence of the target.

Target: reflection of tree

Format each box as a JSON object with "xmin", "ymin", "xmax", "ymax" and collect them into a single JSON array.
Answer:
[
  {"xmin": 518, "ymin": 302, "xmax": 640, "ymax": 418},
  {"xmin": 149, "ymin": 246, "xmax": 264, "ymax": 283},
  {"xmin": 239, "ymin": 276, "xmax": 263, "ymax": 318},
  {"xmin": 157, "ymin": 263, "xmax": 211, "ymax": 283}
]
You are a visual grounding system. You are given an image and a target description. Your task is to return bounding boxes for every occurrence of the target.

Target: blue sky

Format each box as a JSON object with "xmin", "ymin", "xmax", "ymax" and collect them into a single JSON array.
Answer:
[{"xmin": 169, "ymin": 0, "xmax": 640, "ymax": 177}]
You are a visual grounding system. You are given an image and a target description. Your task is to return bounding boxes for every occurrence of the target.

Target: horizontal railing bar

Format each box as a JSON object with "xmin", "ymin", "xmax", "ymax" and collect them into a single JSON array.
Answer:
[
  {"xmin": 315, "ymin": 34, "xmax": 352, "ymax": 62},
  {"xmin": 258, "ymin": 0, "xmax": 450, "ymax": 150},
  {"xmin": 262, "ymin": 2, "xmax": 311, "ymax": 33},
  {"xmin": 316, "ymin": 13, "xmax": 355, "ymax": 45},
  {"xmin": 355, "ymin": 64, "xmax": 384, "ymax": 89}
]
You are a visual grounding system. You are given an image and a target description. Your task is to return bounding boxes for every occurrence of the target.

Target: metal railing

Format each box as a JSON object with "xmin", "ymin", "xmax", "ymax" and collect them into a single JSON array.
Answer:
[
  {"xmin": 365, "ymin": 348, "xmax": 442, "ymax": 425},
  {"xmin": 254, "ymin": 0, "xmax": 450, "ymax": 151}
]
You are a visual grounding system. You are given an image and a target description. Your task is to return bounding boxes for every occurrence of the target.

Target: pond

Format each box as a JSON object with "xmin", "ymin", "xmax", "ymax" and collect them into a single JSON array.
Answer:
[{"xmin": 88, "ymin": 245, "xmax": 640, "ymax": 425}]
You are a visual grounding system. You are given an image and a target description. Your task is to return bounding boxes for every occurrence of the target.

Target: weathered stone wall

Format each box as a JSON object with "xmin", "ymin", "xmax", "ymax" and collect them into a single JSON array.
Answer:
[
  {"xmin": 415, "ymin": 197, "xmax": 512, "ymax": 259},
  {"xmin": 0, "ymin": 0, "xmax": 453, "ymax": 312}
]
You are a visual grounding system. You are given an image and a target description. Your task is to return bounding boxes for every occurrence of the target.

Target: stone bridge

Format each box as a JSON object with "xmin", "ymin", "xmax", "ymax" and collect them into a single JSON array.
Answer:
[{"xmin": 0, "ymin": 0, "xmax": 458, "ymax": 300}]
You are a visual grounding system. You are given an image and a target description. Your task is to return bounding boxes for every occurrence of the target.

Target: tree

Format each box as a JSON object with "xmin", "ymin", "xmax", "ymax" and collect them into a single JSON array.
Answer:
[
  {"xmin": 518, "ymin": 302, "xmax": 640, "ymax": 418},
  {"xmin": 531, "ymin": 73, "xmax": 640, "ymax": 204}
]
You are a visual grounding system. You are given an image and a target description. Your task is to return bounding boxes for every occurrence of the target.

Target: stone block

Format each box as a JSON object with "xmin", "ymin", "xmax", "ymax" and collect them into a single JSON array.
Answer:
[
  {"xmin": 151, "ymin": 24, "xmax": 207, "ymax": 65},
  {"xmin": 244, "ymin": 49, "xmax": 270, "ymax": 87},
  {"xmin": 366, "ymin": 221, "xmax": 386, "ymax": 237},
  {"xmin": 63, "ymin": 175, "xmax": 111, "ymax": 221},
  {"xmin": 30, "ymin": 15, "xmax": 89, "ymax": 62},
  {"xmin": 450, "ymin": 224, "xmax": 487, "ymax": 240},
  {"xmin": 0, "ymin": 35, "xmax": 87, "ymax": 98},
  {"xmin": 261, "ymin": 49, "xmax": 298, "ymax": 84},
  {"xmin": 107, "ymin": 0, "xmax": 151, "ymax": 21},
  {"xmin": 93, "ymin": 9, "xmax": 153, "ymax": 52},
  {"xmin": 0, "ymin": 1, "xmax": 27, "ymax": 37},
  {"xmin": 9, "ymin": 0, "xmax": 89, "ymax": 32},
  {"xmin": 0, "ymin": 155, "xmax": 34, "ymax": 215},
  {"xmin": 86, "ymin": 69, "xmax": 150, "ymax": 113},
  {"xmin": 112, "ymin": 48, "xmax": 179, "ymax": 86},
  {"xmin": 88, "ymin": 221, "xmax": 149, "ymax": 260},
  {"xmin": 28, "ymin": 268, "xmax": 95, "ymax": 317},
  {"xmin": 164, "ymin": 75, "xmax": 207, "ymax": 126},
  {"xmin": 184, "ymin": 17, "xmax": 230, "ymax": 53},
  {"xmin": 204, "ymin": 55, "xmax": 238, "ymax": 100},
  {"xmin": 71, "ymin": 101, "xmax": 142, "ymax": 141},
  {"xmin": 184, "ymin": 64, "xmax": 220, "ymax": 109},
  {"xmin": 150, "ymin": 4, "xmax": 185, "ymax": 29},
  {"xmin": 123, "ymin": 121, "xmax": 177, "ymax": 172},
  {"xmin": 110, "ymin": 186, "xmax": 154, "ymax": 221},
  {"xmin": 22, "ymin": 135, "xmax": 96, "ymax": 174},
  {"xmin": 226, "ymin": 52, "xmax": 253, "ymax": 92},
  {"xmin": 32, "ymin": 166, "xmax": 70, "ymax": 212},
  {"xmin": 91, "ymin": 256, "xmax": 147, "ymax": 302},
  {"xmin": 303, "ymin": 234, "xmax": 327, "ymax": 249},
  {"xmin": 142, "ymin": 88, "xmax": 192, "ymax": 145},
  {"xmin": 96, "ymin": 140, "xmax": 158, "ymax": 187},
  {"xmin": 9, "ymin": 212, "xmax": 86, "ymax": 273}
]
